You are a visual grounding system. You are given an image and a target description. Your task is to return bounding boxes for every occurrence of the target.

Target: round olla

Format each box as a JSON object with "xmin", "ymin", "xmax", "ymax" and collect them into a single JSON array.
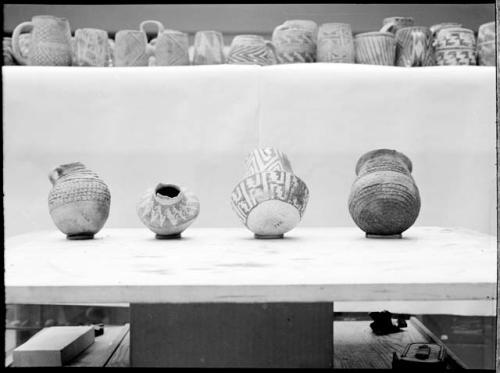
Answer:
[
  {"xmin": 230, "ymin": 170, "xmax": 309, "ymax": 238},
  {"xmin": 348, "ymin": 149, "xmax": 420, "ymax": 237}
]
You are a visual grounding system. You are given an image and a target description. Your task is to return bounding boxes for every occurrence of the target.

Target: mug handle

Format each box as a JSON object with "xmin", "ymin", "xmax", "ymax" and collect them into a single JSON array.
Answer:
[
  {"xmin": 265, "ymin": 40, "xmax": 278, "ymax": 65},
  {"xmin": 12, "ymin": 21, "xmax": 33, "ymax": 65},
  {"xmin": 139, "ymin": 20, "xmax": 165, "ymax": 40},
  {"xmin": 380, "ymin": 22, "xmax": 395, "ymax": 33}
]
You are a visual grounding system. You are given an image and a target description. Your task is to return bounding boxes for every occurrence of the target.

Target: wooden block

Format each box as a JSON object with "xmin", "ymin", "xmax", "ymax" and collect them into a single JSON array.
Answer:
[
  {"xmin": 130, "ymin": 302, "xmax": 333, "ymax": 368},
  {"xmin": 13, "ymin": 326, "xmax": 94, "ymax": 367},
  {"xmin": 66, "ymin": 324, "xmax": 129, "ymax": 367}
]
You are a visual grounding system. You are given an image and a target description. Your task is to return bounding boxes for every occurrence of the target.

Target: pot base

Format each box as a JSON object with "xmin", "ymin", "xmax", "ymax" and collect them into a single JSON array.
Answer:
[
  {"xmin": 254, "ymin": 234, "xmax": 284, "ymax": 239},
  {"xmin": 366, "ymin": 233, "xmax": 402, "ymax": 239},
  {"xmin": 156, "ymin": 233, "xmax": 182, "ymax": 240},
  {"xmin": 66, "ymin": 233, "xmax": 95, "ymax": 240}
]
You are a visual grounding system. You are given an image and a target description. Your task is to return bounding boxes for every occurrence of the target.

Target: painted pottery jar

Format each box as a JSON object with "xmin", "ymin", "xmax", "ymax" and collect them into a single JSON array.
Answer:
[
  {"xmin": 348, "ymin": 149, "xmax": 420, "ymax": 238},
  {"xmin": 12, "ymin": 15, "xmax": 73, "ymax": 66},
  {"xmin": 477, "ymin": 41, "xmax": 495, "ymax": 66},
  {"xmin": 3, "ymin": 37, "xmax": 16, "ymax": 65},
  {"xmin": 395, "ymin": 26, "xmax": 434, "ymax": 67},
  {"xmin": 153, "ymin": 29, "xmax": 190, "ymax": 66},
  {"xmin": 354, "ymin": 31, "xmax": 396, "ymax": 65},
  {"xmin": 137, "ymin": 183, "xmax": 200, "ymax": 239},
  {"xmin": 433, "ymin": 27, "xmax": 476, "ymax": 65},
  {"xmin": 477, "ymin": 22, "xmax": 495, "ymax": 44},
  {"xmin": 380, "ymin": 16, "xmax": 414, "ymax": 34},
  {"xmin": 272, "ymin": 20, "xmax": 318, "ymax": 63},
  {"xmin": 316, "ymin": 23, "xmax": 354, "ymax": 63},
  {"xmin": 227, "ymin": 35, "xmax": 277, "ymax": 65},
  {"xmin": 193, "ymin": 30, "xmax": 225, "ymax": 65},
  {"xmin": 230, "ymin": 148, "xmax": 309, "ymax": 239},
  {"xmin": 48, "ymin": 162, "xmax": 111, "ymax": 239}
]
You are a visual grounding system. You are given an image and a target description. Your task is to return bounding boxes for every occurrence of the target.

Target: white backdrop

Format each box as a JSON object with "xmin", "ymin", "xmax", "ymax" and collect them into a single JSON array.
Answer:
[{"xmin": 3, "ymin": 64, "xmax": 496, "ymax": 237}]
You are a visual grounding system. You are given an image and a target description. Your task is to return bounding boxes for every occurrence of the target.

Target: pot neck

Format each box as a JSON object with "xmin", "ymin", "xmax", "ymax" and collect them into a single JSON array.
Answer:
[
  {"xmin": 49, "ymin": 162, "xmax": 97, "ymax": 185},
  {"xmin": 355, "ymin": 149, "xmax": 413, "ymax": 176},
  {"xmin": 154, "ymin": 183, "xmax": 184, "ymax": 205}
]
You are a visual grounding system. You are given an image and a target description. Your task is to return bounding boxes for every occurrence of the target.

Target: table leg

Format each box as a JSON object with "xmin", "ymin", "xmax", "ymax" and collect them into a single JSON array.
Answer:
[{"xmin": 130, "ymin": 302, "xmax": 333, "ymax": 368}]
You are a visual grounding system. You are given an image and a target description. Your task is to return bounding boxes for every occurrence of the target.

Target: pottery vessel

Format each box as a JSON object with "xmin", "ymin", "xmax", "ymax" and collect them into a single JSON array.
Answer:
[
  {"xmin": 395, "ymin": 26, "xmax": 434, "ymax": 67},
  {"xmin": 477, "ymin": 22, "xmax": 495, "ymax": 44},
  {"xmin": 193, "ymin": 30, "xmax": 225, "ymax": 65},
  {"xmin": 73, "ymin": 28, "xmax": 109, "ymax": 66},
  {"xmin": 380, "ymin": 17, "xmax": 414, "ymax": 33},
  {"xmin": 137, "ymin": 183, "xmax": 200, "ymax": 239},
  {"xmin": 12, "ymin": 15, "xmax": 72, "ymax": 66},
  {"xmin": 48, "ymin": 162, "xmax": 111, "ymax": 239},
  {"xmin": 477, "ymin": 41, "xmax": 495, "ymax": 66},
  {"xmin": 272, "ymin": 20, "xmax": 318, "ymax": 63},
  {"xmin": 114, "ymin": 30, "xmax": 153, "ymax": 66},
  {"xmin": 433, "ymin": 27, "xmax": 476, "ymax": 65},
  {"xmin": 3, "ymin": 37, "xmax": 16, "ymax": 65},
  {"xmin": 231, "ymin": 148, "xmax": 309, "ymax": 239},
  {"xmin": 227, "ymin": 35, "xmax": 277, "ymax": 65},
  {"xmin": 429, "ymin": 23, "xmax": 462, "ymax": 37},
  {"xmin": 316, "ymin": 23, "xmax": 354, "ymax": 63},
  {"xmin": 152, "ymin": 29, "xmax": 190, "ymax": 66},
  {"xmin": 348, "ymin": 149, "xmax": 421, "ymax": 237},
  {"xmin": 355, "ymin": 31, "xmax": 396, "ymax": 65}
]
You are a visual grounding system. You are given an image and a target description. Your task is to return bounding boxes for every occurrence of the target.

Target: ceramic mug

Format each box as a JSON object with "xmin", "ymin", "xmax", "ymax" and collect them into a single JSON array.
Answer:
[
  {"xmin": 73, "ymin": 28, "xmax": 109, "ymax": 66},
  {"xmin": 12, "ymin": 15, "xmax": 72, "ymax": 66},
  {"xmin": 316, "ymin": 23, "xmax": 354, "ymax": 63},
  {"xmin": 272, "ymin": 19, "xmax": 318, "ymax": 63},
  {"xmin": 114, "ymin": 30, "xmax": 152, "ymax": 66},
  {"xmin": 151, "ymin": 29, "xmax": 190, "ymax": 66},
  {"xmin": 227, "ymin": 35, "xmax": 277, "ymax": 65},
  {"xmin": 380, "ymin": 16, "xmax": 414, "ymax": 33},
  {"xmin": 395, "ymin": 26, "xmax": 434, "ymax": 67},
  {"xmin": 478, "ymin": 22, "xmax": 495, "ymax": 44},
  {"xmin": 433, "ymin": 27, "xmax": 476, "ymax": 65},
  {"xmin": 193, "ymin": 30, "xmax": 225, "ymax": 65},
  {"xmin": 354, "ymin": 31, "xmax": 396, "ymax": 65}
]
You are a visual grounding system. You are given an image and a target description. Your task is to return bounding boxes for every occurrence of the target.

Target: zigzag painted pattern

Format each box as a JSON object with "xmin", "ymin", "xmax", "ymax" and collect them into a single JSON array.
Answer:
[
  {"xmin": 227, "ymin": 44, "xmax": 273, "ymax": 65},
  {"xmin": 273, "ymin": 30, "xmax": 317, "ymax": 63},
  {"xmin": 395, "ymin": 29, "xmax": 433, "ymax": 67},
  {"xmin": 434, "ymin": 31, "xmax": 475, "ymax": 49},
  {"xmin": 355, "ymin": 35, "xmax": 395, "ymax": 65},
  {"xmin": 435, "ymin": 48, "xmax": 476, "ymax": 65},
  {"xmin": 244, "ymin": 148, "xmax": 293, "ymax": 177},
  {"xmin": 230, "ymin": 171, "xmax": 309, "ymax": 224},
  {"xmin": 156, "ymin": 34, "xmax": 189, "ymax": 65}
]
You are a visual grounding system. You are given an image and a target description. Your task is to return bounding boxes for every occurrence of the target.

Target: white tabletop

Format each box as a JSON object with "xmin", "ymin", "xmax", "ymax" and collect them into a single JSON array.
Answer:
[{"xmin": 5, "ymin": 227, "xmax": 496, "ymax": 305}]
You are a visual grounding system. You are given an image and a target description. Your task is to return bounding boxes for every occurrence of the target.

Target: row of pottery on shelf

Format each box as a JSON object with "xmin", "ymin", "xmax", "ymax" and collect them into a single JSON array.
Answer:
[
  {"xmin": 5, "ymin": 15, "xmax": 495, "ymax": 67},
  {"xmin": 47, "ymin": 148, "xmax": 420, "ymax": 241}
]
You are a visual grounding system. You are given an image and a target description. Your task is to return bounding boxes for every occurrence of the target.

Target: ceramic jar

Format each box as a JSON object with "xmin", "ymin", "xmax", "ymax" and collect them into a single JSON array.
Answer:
[
  {"xmin": 348, "ymin": 149, "xmax": 421, "ymax": 238},
  {"xmin": 48, "ymin": 162, "xmax": 111, "ymax": 240},
  {"xmin": 433, "ymin": 27, "xmax": 476, "ymax": 65},
  {"xmin": 114, "ymin": 30, "xmax": 153, "ymax": 66},
  {"xmin": 272, "ymin": 20, "xmax": 318, "ymax": 63},
  {"xmin": 137, "ymin": 183, "xmax": 200, "ymax": 239},
  {"xmin": 11, "ymin": 15, "xmax": 72, "ymax": 66},
  {"xmin": 152, "ymin": 29, "xmax": 190, "ymax": 66},
  {"xmin": 231, "ymin": 148, "xmax": 309, "ymax": 239},
  {"xmin": 355, "ymin": 31, "xmax": 396, "ymax": 65},
  {"xmin": 380, "ymin": 17, "xmax": 414, "ymax": 33},
  {"xmin": 73, "ymin": 28, "xmax": 109, "ymax": 66},
  {"xmin": 193, "ymin": 30, "xmax": 225, "ymax": 65},
  {"xmin": 316, "ymin": 23, "xmax": 354, "ymax": 63},
  {"xmin": 227, "ymin": 35, "xmax": 277, "ymax": 65},
  {"xmin": 477, "ymin": 22, "xmax": 496, "ymax": 66},
  {"xmin": 395, "ymin": 26, "xmax": 434, "ymax": 67}
]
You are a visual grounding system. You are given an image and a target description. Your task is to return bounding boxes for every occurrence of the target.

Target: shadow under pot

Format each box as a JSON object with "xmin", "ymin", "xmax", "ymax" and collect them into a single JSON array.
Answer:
[
  {"xmin": 48, "ymin": 162, "xmax": 111, "ymax": 240},
  {"xmin": 137, "ymin": 183, "xmax": 200, "ymax": 239},
  {"xmin": 348, "ymin": 149, "xmax": 421, "ymax": 238}
]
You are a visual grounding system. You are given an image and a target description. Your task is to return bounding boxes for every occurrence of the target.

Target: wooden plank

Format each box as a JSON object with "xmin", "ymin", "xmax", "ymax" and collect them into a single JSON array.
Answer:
[
  {"xmin": 66, "ymin": 324, "xmax": 129, "ymax": 367},
  {"xmin": 4, "ymin": 227, "xmax": 496, "ymax": 305},
  {"xmin": 105, "ymin": 331, "xmax": 130, "ymax": 367},
  {"xmin": 130, "ymin": 302, "xmax": 333, "ymax": 368}
]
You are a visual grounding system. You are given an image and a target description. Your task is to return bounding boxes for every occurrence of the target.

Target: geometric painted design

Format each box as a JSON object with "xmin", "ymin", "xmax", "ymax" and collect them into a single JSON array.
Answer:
[
  {"xmin": 272, "ymin": 21, "xmax": 318, "ymax": 63},
  {"xmin": 244, "ymin": 148, "xmax": 294, "ymax": 178},
  {"xmin": 193, "ymin": 31, "xmax": 225, "ymax": 65},
  {"xmin": 227, "ymin": 35, "xmax": 276, "ymax": 66},
  {"xmin": 354, "ymin": 33, "xmax": 396, "ymax": 65},
  {"xmin": 317, "ymin": 23, "xmax": 354, "ymax": 63},
  {"xmin": 433, "ymin": 29, "xmax": 476, "ymax": 50},
  {"xmin": 395, "ymin": 27, "xmax": 434, "ymax": 67},
  {"xmin": 230, "ymin": 170, "xmax": 309, "ymax": 224},
  {"xmin": 435, "ymin": 48, "xmax": 476, "ymax": 65},
  {"xmin": 74, "ymin": 28, "xmax": 109, "ymax": 67},
  {"xmin": 114, "ymin": 31, "xmax": 149, "ymax": 66},
  {"xmin": 155, "ymin": 31, "xmax": 190, "ymax": 66}
]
